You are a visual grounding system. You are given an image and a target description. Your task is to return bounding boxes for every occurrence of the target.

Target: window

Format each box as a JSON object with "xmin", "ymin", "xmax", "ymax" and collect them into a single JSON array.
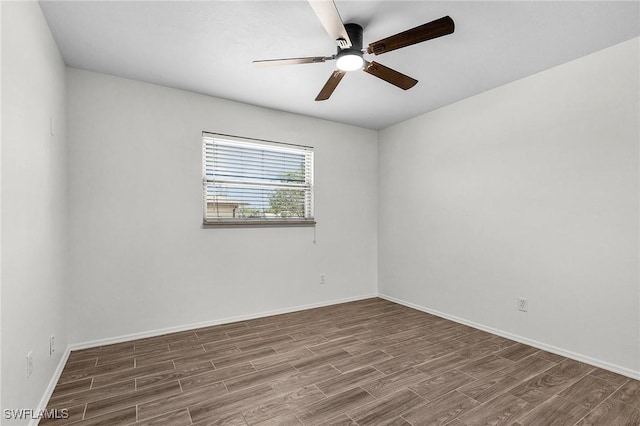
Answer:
[{"xmin": 202, "ymin": 133, "xmax": 314, "ymax": 225}]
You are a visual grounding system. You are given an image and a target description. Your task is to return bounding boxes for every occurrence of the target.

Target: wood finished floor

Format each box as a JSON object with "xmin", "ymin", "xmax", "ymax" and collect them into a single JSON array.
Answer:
[{"xmin": 43, "ymin": 298, "xmax": 640, "ymax": 426}]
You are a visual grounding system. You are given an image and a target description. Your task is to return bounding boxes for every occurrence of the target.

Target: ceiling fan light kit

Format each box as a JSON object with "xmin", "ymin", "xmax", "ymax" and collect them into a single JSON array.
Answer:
[
  {"xmin": 253, "ymin": 0, "xmax": 455, "ymax": 101},
  {"xmin": 336, "ymin": 23, "xmax": 364, "ymax": 71},
  {"xmin": 336, "ymin": 53, "xmax": 363, "ymax": 71}
]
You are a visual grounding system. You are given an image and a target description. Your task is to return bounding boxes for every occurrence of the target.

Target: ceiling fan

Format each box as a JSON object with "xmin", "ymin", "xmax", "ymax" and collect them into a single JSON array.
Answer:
[{"xmin": 253, "ymin": 0, "xmax": 455, "ymax": 101}]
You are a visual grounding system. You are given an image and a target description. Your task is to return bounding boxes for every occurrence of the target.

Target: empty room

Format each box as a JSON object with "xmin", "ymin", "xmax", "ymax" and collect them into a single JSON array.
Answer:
[{"xmin": 1, "ymin": 0, "xmax": 639, "ymax": 425}]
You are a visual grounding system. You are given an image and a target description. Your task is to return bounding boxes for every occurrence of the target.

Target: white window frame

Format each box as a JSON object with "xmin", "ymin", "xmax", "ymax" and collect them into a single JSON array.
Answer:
[{"xmin": 202, "ymin": 132, "xmax": 315, "ymax": 226}]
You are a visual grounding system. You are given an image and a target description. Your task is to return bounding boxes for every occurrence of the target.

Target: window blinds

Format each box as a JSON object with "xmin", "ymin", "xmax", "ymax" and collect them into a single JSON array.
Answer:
[{"xmin": 203, "ymin": 135, "xmax": 314, "ymax": 224}]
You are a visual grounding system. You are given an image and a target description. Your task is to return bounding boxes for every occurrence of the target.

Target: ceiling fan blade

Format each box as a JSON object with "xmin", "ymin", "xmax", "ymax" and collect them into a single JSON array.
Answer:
[
  {"xmin": 308, "ymin": 0, "xmax": 352, "ymax": 48},
  {"xmin": 253, "ymin": 56, "xmax": 331, "ymax": 67},
  {"xmin": 315, "ymin": 70, "xmax": 346, "ymax": 101},
  {"xmin": 367, "ymin": 16, "xmax": 454, "ymax": 55},
  {"xmin": 363, "ymin": 61, "xmax": 417, "ymax": 90}
]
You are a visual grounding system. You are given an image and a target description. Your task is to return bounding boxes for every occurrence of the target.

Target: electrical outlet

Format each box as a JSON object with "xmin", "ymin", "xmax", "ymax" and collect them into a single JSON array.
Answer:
[
  {"xmin": 517, "ymin": 297, "xmax": 528, "ymax": 312},
  {"xmin": 50, "ymin": 335, "xmax": 55, "ymax": 356},
  {"xmin": 320, "ymin": 274, "xmax": 326, "ymax": 285},
  {"xmin": 26, "ymin": 351, "xmax": 33, "ymax": 378}
]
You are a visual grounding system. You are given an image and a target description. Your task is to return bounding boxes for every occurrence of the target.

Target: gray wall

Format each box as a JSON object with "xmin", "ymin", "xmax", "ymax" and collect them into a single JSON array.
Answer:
[
  {"xmin": 378, "ymin": 38, "xmax": 640, "ymax": 376},
  {"xmin": 66, "ymin": 69, "xmax": 379, "ymax": 345},
  {"xmin": 1, "ymin": 2, "xmax": 69, "ymax": 423}
]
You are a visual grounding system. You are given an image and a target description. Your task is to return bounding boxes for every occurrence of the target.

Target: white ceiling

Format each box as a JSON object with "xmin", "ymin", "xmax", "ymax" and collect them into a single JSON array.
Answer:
[{"xmin": 39, "ymin": 1, "xmax": 639, "ymax": 130}]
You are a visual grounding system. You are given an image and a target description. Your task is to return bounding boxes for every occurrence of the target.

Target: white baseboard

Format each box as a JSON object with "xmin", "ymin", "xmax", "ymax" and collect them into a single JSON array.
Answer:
[
  {"xmin": 30, "ymin": 346, "xmax": 71, "ymax": 426},
  {"xmin": 69, "ymin": 293, "xmax": 378, "ymax": 351},
  {"xmin": 379, "ymin": 293, "xmax": 640, "ymax": 381}
]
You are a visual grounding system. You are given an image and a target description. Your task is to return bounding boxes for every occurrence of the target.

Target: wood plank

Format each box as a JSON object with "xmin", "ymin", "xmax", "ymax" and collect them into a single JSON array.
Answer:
[
  {"xmin": 270, "ymin": 364, "xmax": 341, "ymax": 394},
  {"xmin": 495, "ymin": 343, "xmax": 540, "ymax": 362},
  {"xmin": 91, "ymin": 360, "xmax": 175, "ymax": 388},
  {"xmin": 180, "ymin": 363, "xmax": 256, "ymax": 392},
  {"xmin": 50, "ymin": 378, "xmax": 93, "ymax": 398},
  {"xmin": 189, "ymin": 383, "xmax": 276, "ymax": 423},
  {"xmin": 252, "ymin": 412, "xmax": 302, "ymax": 426},
  {"xmin": 402, "ymin": 390, "xmax": 480, "ymax": 425},
  {"xmin": 84, "ymin": 380, "xmax": 182, "ymax": 419},
  {"xmin": 136, "ymin": 360, "xmax": 216, "ymax": 390},
  {"xmin": 509, "ymin": 372, "xmax": 579, "ymax": 406},
  {"xmin": 457, "ymin": 371, "xmax": 520, "ymax": 403},
  {"xmin": 611, "ymin": 379, "xmax": 640, "ymax": 409},
  {"xmin": 458, "ymin": 393, "xmax": 534, "ymax": 426},
  {"xmin": 497, "ymin": 355, "xmax": 555, "ymax": 381},
  {"xmin": 348, "ymin": 389, "xmax": 424, "ymax": 425},
  {"xmin": 132, "ymin": 408, "xmax": 192, "ymax": 426},
  {"xmin": 137, "ymin": 383, "xmax": 229, "ymax": 421},
  {"xmin": 316, "ymin": 366, "xmax": 384, "ymax": 396},
  {"xmin": 68, "ymin": 406, "xmax": 136, "ymax": 426},
  {"xmin": 291, "ymin": 349, "xmax": 352, "ymax": 371},
  {"xmin": 589, "ymin": 368, "xmax": 630, "ymax": 387},
  {"xmin": 373, "ymin": 351, "xmax": 437, "ymax": 375},
  {"xmin": 559, "ymin": 375, "xmax": 617, "ymax": 409},
  {"xmin": 251, "ymin": 348, "xmax": 316, "ymax": 370},
  {"xmin": 361, "ymin": 367, "xmax": 430, "ymax": 399},
  {"xmin": 417, "ymin": 353, "xmax": 472, "ymax": 377},
  {"xmin": 58, "ymin": 358, "xmax": 135, "ymax": 384},
  {"xmin": 410, "ymin": 369, "xmax": 476, "ymax": 401},
  {"xmin": 546, "ymin": 359, "xmax": 594, "ymax": 381},
  {"xmin": 48, "ymin": 379, "xmax": 135, "ymax": 409},
  {"xmin": 575, "ymin": 398, "xmax": 640, "ymax": 426},
  {"xmin": 321, "ymin": 414, "xmax": 357, "ymax": 426},
  {"xmin": 512, "ymin": 395, "xmax": 589, "ymax": 426},
  {"xmin": 295, "ymin": 387, "xmax": 375, "ymax": 425},
  {"xmin": 242, "ymin": 385, "xmax": 325, "ymax": 425},
  {"xmin": 457, "ymin": 354, "xmax": 514, "ymax": 379},
  {"xmin": 213, "ymin": 347, "xmax": 278, "ymax": 369},
  {"xmin": 330, "ymin": 350, "xmax": 392, "ymax": 373},
  {"xmin": 225, "ymin": 363, "xmax": 298, "ymax": 393}
]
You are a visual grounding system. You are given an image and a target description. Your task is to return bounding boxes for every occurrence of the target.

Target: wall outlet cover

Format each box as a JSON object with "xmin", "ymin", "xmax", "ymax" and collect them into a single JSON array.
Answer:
[{"xmin": 518, "ymin": 297, "xmax": 528, "ymax": 312}]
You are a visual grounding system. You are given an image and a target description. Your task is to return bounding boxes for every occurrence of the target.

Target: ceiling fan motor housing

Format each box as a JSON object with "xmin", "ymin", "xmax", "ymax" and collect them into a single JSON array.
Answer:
[{"xmin": 337, "ymin": 23, "xmax": 363, "ymax": 55}]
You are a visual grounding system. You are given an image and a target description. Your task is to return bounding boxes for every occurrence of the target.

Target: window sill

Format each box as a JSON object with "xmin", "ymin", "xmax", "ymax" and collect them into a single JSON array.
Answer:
[{"xmin": 202, "ymin": 220, "xmax": 316, "ymax": 228}]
